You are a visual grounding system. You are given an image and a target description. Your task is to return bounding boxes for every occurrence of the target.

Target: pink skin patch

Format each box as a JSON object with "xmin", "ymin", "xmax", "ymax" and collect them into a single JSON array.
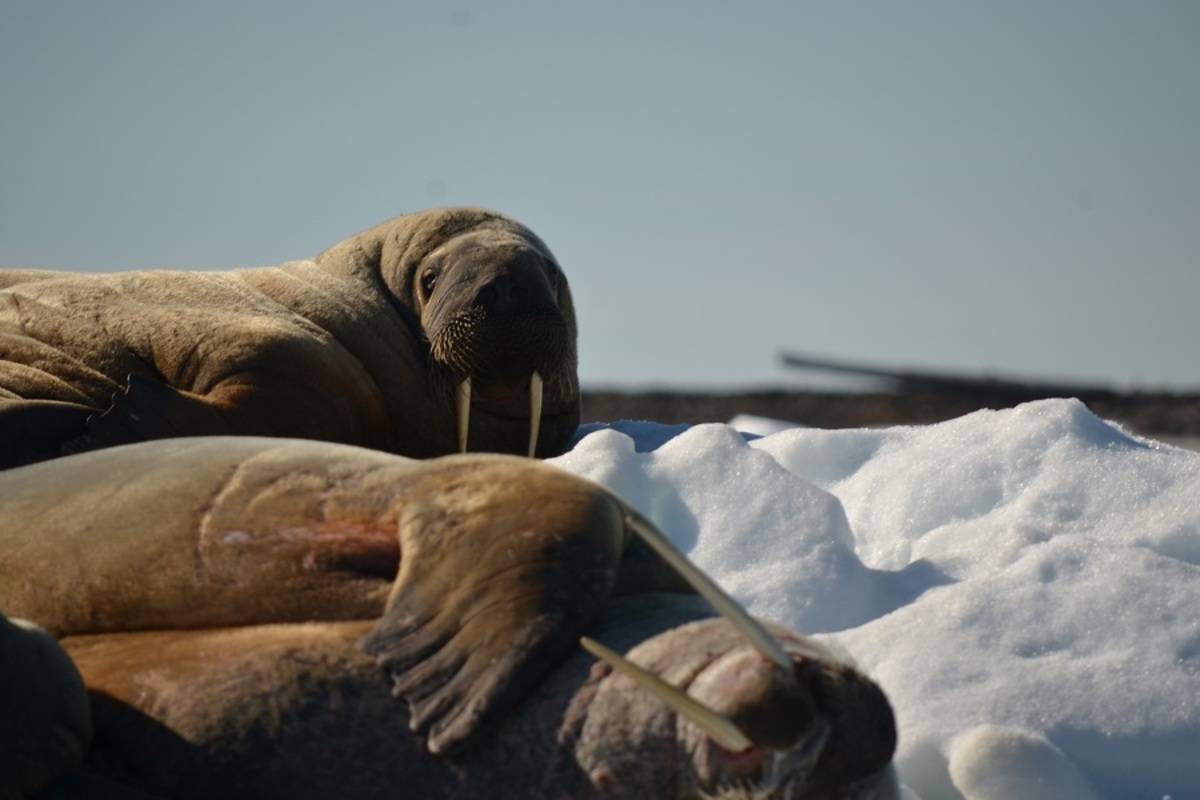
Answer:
[
  {"xmin": 291, "ymin": 518, "xmax": 401, "ymax": 578},
  {"xmin": 213, "ymin": 514, "xmax": 400, "ymax": 580}
]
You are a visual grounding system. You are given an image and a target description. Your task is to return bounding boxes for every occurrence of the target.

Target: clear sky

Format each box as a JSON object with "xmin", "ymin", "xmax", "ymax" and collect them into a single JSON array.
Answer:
[{"xmin": 3, "ymin": 1, "xmax": 1197, "ymax": 389}]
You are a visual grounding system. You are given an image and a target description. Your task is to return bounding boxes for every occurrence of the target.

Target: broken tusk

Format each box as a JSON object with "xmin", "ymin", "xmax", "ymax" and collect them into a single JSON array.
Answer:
[
  {"xmin": 622, "ymin": 509, "xmax": 794, "ymax": 674},
  {"xmin": 457, "ymin": 378, "xmax": 471, "ymax": 453},
  {"xmin": 528, "ymin": 371, "xmax": 543, "ymax": 458},
  {"xmin": 581, "ymin": 636, "xmax": 753, "ymax": 752}
]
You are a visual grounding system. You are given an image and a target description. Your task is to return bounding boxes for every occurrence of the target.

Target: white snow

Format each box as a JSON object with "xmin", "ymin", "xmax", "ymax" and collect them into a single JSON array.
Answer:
[{"xmin": 556, "ymin": 399, "xmax": 1200, "ymax": 800}]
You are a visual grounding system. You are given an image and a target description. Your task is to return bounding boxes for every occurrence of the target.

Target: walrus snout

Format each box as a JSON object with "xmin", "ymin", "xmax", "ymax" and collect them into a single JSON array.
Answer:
[
  {"xmin": 578, "ymin": 615, "xmax": 897, "ymax": 800},
  {"xmin": 683, "ymin": 648, "xmax": 876, "ymax": 796},
  {"xmin": 421, "ymin": 236, "xmax": 578, "ymax": 457},
  {"xmin": 692, "ymin": 639, "xmax": 897, "ymax": 797},
  {"xmin": 425, "ymin": 256, "xmax": 568, "ymax": 375},
  {"xmin": 690, "ymin": 649, "xmax": 819, "ymax": 751},
  {"xmin": 472, "ymin": 263, "xmax": 558, "ymax": 320}
]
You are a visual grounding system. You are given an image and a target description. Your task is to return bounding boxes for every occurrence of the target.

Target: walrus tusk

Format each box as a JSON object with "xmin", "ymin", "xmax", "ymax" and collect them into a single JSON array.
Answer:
[
  {"xmin": 528, "ymin": 371, "xmax": 543, "ymax": 458},
  {"xmin": 580, "ymin": 636, "xmax": 753, "ymax": 753},
  {"xmin": 457, "ymin": 378, "xmax": 471, "ymax": 453},
  {"xmin": 622, "ymin": 509, "xmax": 794, "ymax": 674}
]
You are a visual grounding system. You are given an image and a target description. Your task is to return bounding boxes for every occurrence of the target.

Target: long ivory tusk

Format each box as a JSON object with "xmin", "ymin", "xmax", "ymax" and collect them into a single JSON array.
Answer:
[
  {"xmin": 528, "ymin": 371, "xmax": 543, "ymax": 458},
  {"xmin": 623, "ymin": 509, "xmax": 794, "ymax": 674},
  {"xmin": 580, "ymin": 636, "xmax": 753, "ymax": 752},
  {"xmin": 457, "ymin": 378, "xmax": 471, "ymax": 453}
]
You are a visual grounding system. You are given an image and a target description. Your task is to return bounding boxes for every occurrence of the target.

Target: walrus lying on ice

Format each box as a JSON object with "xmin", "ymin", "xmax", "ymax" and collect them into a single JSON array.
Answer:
[
  {"xmin": 0, "ymin": 207, "xmax": 578, "ymax": 469},
  {"xmin": 0, "ymin": 438, "xmax": 897, "ymax": 799}
]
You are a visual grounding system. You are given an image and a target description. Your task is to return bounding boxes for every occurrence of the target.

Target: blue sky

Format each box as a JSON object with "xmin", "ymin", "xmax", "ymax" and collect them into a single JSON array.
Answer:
[{"xmin": 3, "ymin": 1, "xmax": 1197, "ymax": 389}]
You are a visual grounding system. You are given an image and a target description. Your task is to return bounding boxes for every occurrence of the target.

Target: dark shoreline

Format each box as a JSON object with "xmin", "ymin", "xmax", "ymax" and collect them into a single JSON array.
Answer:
[{"xmin": 581, "ymin": 387, "xmax": 1200, "ymax": 437}]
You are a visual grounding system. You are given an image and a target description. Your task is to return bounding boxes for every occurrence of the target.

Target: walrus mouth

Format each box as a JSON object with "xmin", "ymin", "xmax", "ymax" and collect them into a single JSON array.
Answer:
[
  {"xmin": 694, "ymin": 725, "xmax": 831, "ymax": 799},
  {"xmin": 428, "ymin": 305, "xmax": 575, "ymax": 458},
  {"xmin": 456, "ymin": 371, "xmax": 547, "ymax": 455},
  {"xmin": 455, "ymin": 372, "xmax": 544, "ymax": 457}
]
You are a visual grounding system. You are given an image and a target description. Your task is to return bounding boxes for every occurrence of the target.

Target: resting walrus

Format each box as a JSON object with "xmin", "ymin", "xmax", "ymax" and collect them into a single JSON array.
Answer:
[
  {"xmin": 0, "ymin": 438, "xmax": 897, "ymax": 799},
  {"xmin": 0, "ymin": 207, "xmax": 578, "ymax": 469}
]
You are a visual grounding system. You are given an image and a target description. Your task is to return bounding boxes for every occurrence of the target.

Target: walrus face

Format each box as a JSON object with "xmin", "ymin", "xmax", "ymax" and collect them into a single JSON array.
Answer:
[
  {"xmin": 575, "ymin": 618, "xmax": 898, "ymax": 800},
  {"xmin": 564, "ymin": 510, "xmax": 897, "ymax": 800},
  {"xmin": 415, "ymin": 228, "xmax": 579, "ymax": 458}
]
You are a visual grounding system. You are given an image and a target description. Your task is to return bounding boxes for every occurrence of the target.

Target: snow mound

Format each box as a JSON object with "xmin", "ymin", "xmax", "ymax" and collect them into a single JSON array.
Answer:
[{"xmin": 555, "ymin": 399, "xmax": 1200, "ymax": 800}]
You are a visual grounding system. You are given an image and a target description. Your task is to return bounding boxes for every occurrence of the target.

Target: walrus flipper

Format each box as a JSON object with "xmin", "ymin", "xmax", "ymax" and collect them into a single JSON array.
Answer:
[
  {"xmin": 62, "ymin": 374, "xmax": 229, "ymax": 455},
  {"xmin": 360, "ymin": 467, "xmax": 627, "ymax": 755}
]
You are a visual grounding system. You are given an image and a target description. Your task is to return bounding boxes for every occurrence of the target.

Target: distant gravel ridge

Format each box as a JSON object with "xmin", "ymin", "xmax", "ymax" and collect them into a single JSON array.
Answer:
[{"xmin": 581, "ymin": 388, "xmax": 1200, "ymax": 437}]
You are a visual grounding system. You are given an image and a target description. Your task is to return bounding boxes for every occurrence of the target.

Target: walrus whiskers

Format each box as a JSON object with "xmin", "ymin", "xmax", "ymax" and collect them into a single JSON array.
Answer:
[
  {"xmin": 528, "ymin": 371, "xmax": 543, "ymax": 457},
  {"xmin": 456, "ymin": 378, "xmax": 471, "ymax": 453},
  {"xmin": 621, "ymin": 509, "xmax": 794, "ymax": 673},
  {"xmin": 580, "ymin": 636, "xmax": 753, "ymax": 752}
]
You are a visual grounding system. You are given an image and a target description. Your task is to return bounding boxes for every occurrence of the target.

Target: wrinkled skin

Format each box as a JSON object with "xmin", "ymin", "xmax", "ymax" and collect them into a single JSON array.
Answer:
[
  {"xmin": 13, "ymin": 604, "xmax": 898, "ymax": 800},
  {"xmin": 0, "ymin": 207, "xmax": 578, "ymax": 469},
  {"xmin": 0, "ymin": 438, "xmax": 896, "ymax": 799}
]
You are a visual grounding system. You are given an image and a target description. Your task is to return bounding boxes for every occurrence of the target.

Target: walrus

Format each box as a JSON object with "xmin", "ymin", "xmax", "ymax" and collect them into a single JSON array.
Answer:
[
  {"xmin": 0, "ymin": 438, "xmax": 897, "ymax": 799},
  {"xmin": 0, "ymin": 207, "xmax": 578, "ymax": 470}
]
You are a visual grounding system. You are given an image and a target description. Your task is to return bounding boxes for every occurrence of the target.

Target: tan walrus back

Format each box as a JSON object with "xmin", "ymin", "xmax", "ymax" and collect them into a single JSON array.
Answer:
[{"xmin": 0, "ymin": 207, "xmax": 580, "ymax": 468}]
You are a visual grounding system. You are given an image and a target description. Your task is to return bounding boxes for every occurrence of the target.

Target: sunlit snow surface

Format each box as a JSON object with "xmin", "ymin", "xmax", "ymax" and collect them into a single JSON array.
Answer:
[{"xmin": 557, "ymin": 400, "xmax": 1200, "ymax": 800}]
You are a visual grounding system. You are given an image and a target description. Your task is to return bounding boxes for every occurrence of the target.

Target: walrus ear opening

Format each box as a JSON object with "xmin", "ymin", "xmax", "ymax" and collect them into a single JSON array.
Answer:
[{"xmin": 358, "ymin": 465, "xmax": 626, "ymax": 755}]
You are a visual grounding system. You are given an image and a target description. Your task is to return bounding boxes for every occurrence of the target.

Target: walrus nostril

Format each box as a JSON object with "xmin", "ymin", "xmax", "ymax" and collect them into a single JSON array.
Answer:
[
  {"xmin": 476, "ymin": 275, "xmax": 512, "ymax": 313},
  {"xmin": 475, "ymin": 273, "xmax": 533, "ymax": 317}
]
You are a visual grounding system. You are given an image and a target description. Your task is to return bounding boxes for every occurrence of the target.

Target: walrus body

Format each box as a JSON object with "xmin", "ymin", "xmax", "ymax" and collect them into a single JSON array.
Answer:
[
  {"xmin": 0, "ymin": 438, "xmax": 897, "ymax": 800},
  {"xmin": 0, "ymin": 208, "xmax": 579, "ymax": 469}
]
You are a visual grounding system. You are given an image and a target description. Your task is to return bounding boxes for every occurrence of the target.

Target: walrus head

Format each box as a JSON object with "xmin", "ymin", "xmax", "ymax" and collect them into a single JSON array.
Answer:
[
  {"xmin": 575, "ymin": 615, "xmax": 898, "ymax": 800},
  {"xmin": 369, "ymin": 208, "xmax": 580, "ymax": 458},
  {"xmin": 569, "ymin": 511, "xmax": 898, "ymax": 800},
  {"xmin": 418, "ymin": 227, "xmax": 578, "ymax": 457}
]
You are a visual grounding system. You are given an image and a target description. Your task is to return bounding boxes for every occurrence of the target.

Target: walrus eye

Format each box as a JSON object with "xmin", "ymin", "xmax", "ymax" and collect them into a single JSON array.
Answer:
[{"xmin": 420, "ymin": 270, "xmax": 438, "ymax": 300}]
